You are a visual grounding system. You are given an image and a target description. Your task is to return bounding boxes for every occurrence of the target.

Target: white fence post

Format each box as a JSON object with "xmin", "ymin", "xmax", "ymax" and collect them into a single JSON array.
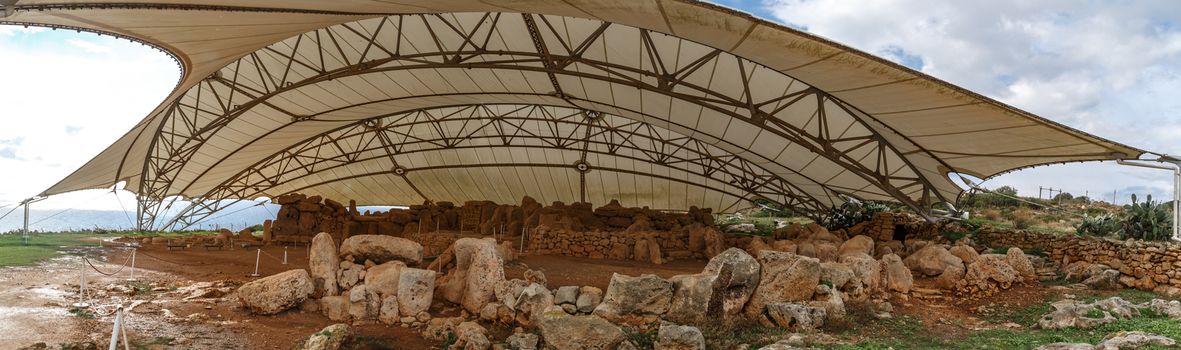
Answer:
[{"xmin": 250, "ymin": 249, "xmax": 261, "ymax": 277}]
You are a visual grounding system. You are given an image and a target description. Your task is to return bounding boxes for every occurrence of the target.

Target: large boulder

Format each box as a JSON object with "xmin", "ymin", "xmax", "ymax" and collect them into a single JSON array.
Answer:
[
  {"xmin": 507, "ymin": 333, "xmax": 540, "ymax": 350},
  {"xmin": 808, "ymin": 284, "xmax": 846, "ymax": 323},
  {"xmin": 903, "ymin": 245, "xmax": 963, "ymax": 277},
  {"xmin": 701, "ymin": 227, "xmax": 726, "ymax": 258},
  {"xmin": 819, "ymin": 262, "xmax": 854, "ymax": 291},
  {"xmin": 1096, "ymin": 331, "xmax": 1176, "ymax": 349},
  {"xmin": 881, "ymin": 254, "xmax": 913, "ymax": 294},
  {"xmin": 1006, "ymin": 247, "xmax": 1038, "ymax": 282},
  {"xmin": 321, "ymin": 295, "xmax": 350, "ymax": 321},
  {"xmin": 434, "ymin": 238, "xmax": 506, "ymax": 313},
  {"xmin": 813, "ymin": 242, "xmax": 839, "ymax": 263},
  {"xmin": 238, "ymin": 269, "xmax": 314, "ymax": 315},
  {"xmin": 837, "ymin": 235, "xmax": 874, "ymax": 258},
  {"xmin": 745, "ymin": 251, "xmax": 821, "ymax": 318},
  {"xmin": 701, "ymin": 248, "xmax": 761, "ymax": 318},
  {"xmin": 513, "ymin": 283, "xmax": 554, "ymax": 326},
  {"xmin": 309, "ymin": 232, "xmax": 341, "ymax": 296},
  {"xmin": 666, "ymin": 273, "xmax": 717, "ymax": 323},
  {"xmin": 962, "ymin": 254, "xmax": 1018, "ymax": 291},
  {"xmin": 538, "ymin": 311, "xmax": 626, "ymax": 350},
  {"xmin": 397, "ymin": 268, "xmax": 436, "ymax": 316},
  {"xmin": 300, "ymin": 324, "xmax": 352, "ymax": 350},
  {"xmin": 839, "ymin": 253, "xmax": 881, "ymax": 297},
  {"xmin": 363, "ymin": 261, "xmax": 406, "ymax": 298},
  {"xmin": 764, "ymin": 303, "xmax": 827, "ymax": 331},
  {"xmin": 338, "ymin": 235, "xmax": 423, "ymax": 265},
  {"xmin": 1064, "ymin": 262, "xmax": 1112, "ymax": 282},
  {"xmin": 1038, "ymin": 299, "xmax": 1118, "ymax": 329},
  {"xmin": 948, "ymin": 245, "xmax": 979, "ymax": 265},
  {"xmin": 1083, "ymin": 269, "xmax": 1122, "ymax": 290},
  {"xmin": 655, "ymin": 322, "xmax": 705, "ymax": 350},
  {"xmin": 593, "ymin": 273, "xmax": 674, "ymax": 323}
]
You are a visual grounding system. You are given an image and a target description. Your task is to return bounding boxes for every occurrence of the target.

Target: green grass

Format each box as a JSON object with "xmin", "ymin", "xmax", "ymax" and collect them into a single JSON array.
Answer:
[
  {"xmin": 68, "ymin": 306, "xmax": 96, "ymax": 319},
  {"xmin": 836, "ymin": 313, "xmax": 1181, "ymax": 350},
  {"xmin": 0, "ymin": 233, "xmax": 92, "ymax": 267},
  {"xmin": 980, "ymin": 301, "xmax": 1053, "ymax": 327},
  {"xmin": 0, "ymin": 231, "xmax": 228, "ymax": 267},
  {"xmin": 836, "ymin": 289, "xmax": 1181, "ymax": 350}
]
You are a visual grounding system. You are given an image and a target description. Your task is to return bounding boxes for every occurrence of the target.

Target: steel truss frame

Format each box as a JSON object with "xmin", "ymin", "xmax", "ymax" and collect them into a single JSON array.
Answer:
[
  {"xmin": 137, "ymin": 12, "xmax": 954, "ymax": 230},
  {"xmin": 162, "ymin": 104, "xmax": 834, "ymax": 230}
]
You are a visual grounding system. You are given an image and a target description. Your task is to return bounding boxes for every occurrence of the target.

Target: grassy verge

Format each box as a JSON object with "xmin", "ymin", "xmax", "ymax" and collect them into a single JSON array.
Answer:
[
  {"xmin": 0, "ymin": 232, "xmax": 92, "ymax": 267},
  {"xmin": 838, "ymin": 289, "xmax": 1181, "ymax": 350}
]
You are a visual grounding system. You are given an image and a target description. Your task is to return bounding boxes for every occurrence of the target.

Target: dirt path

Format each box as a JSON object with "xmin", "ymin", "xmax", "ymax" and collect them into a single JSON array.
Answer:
[
  {"xmin": 0, "ymin": 247, "xmax": 249, "ymax": 349},
  {"xmin": 8, "ymin": 239, "xmax": 708, "ymax": 349}
]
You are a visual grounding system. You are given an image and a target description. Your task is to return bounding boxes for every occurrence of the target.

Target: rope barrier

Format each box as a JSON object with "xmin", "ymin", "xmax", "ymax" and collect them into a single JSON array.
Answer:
[
  {"xmin": 133, "ymin": 249, "xmax": 207, "ymax": 267},
  {"xmin": 82, "ymin": 253, "xmax": 133, "ymax": 277},
  {"xmin": 259, "ymin": 249, "xmax": 286, "ymax": 264}
]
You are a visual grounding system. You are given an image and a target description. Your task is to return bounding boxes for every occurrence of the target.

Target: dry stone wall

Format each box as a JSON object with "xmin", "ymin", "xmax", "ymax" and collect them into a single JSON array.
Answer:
[
  {"xmin": 266, "ymin": 193, "xmax": 717, "ymax": 256},
  {"xmin": 977, "ymin": 228, "xmax": 1181, "ymax": 295}
]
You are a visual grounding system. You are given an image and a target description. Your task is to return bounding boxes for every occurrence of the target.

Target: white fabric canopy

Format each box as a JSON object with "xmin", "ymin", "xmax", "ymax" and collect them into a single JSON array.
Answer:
[{"xmin": 1, "ymin": 0, "xmax": 1143, "ymax": 226}]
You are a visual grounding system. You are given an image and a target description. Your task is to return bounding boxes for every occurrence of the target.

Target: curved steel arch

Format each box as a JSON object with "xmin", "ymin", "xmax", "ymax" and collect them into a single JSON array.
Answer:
[
  {"xmin": 136, "ymin": 12, "xmax": 952, "ymax": 229},
  {"xmin": 162, "ymin": 104, "xmax": 834, "ymax": 229}
]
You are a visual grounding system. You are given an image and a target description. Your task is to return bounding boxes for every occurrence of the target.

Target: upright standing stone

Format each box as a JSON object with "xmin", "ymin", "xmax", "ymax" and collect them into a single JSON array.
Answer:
[
  {"xmin": 398, "ymin": 268, "xmax": 436, "ymax": 316},
  {"xmin": 744, "ymin": 251, "xmax": 820, "ymax": 318},
  {"xmin": 310, "ymin": 232, "xmax": 340, "ymax": 296},
  {"xmin": 262, "ymin": 219, "xmax": 273, "ymax": 242}
]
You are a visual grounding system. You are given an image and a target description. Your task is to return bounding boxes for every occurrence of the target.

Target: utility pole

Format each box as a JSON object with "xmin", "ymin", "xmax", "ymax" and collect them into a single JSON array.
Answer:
[
  {"xmin": 22, "ymin": 198, "xmax": 29, "ymax": 245},
  {"xmin": 21, "ymin": 197, "xmax": 45, "ymax": 245}
]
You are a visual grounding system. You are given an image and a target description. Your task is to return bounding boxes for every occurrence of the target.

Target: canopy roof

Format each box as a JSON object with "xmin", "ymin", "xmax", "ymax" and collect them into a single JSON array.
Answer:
[{"xmin": 2, "ymin": 0, "xmax": 1144, "ymax": 228}]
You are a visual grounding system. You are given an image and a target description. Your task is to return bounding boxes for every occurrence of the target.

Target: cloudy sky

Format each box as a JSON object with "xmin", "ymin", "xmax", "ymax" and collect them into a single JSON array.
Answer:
[{"xmin": 1, "ymin": 1, "xmax": 1180, "ymax": 214}]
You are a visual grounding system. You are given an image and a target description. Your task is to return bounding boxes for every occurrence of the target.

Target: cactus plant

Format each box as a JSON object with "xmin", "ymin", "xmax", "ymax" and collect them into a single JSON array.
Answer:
[{"xmin": 1121, "ymin": 194, "xmax": 1174, "ymax": 241}]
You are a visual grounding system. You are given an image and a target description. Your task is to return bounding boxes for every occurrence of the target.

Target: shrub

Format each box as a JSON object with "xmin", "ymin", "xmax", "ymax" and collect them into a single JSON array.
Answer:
[
  {"xmin": 941, "ymin": 230, "xmax": 967, "ymax": 243},
  {"xmin": 1122, "ymin": 194, "xmax": 1173, "ymax": 241},
  {"xmin": 1009, "ymin": 208, "xmax": 1037, "ymax": 229},
  {"xmin": 1076, "ymin": 214, "xmax": 1122, "ymax": 237},
  {"xmin": 818, "ymin": 201, "xmax": 889, "ymax": 230},
  {"xmin": 980, "ymin": 208, "xmax": 1003, "ymax": 221}
]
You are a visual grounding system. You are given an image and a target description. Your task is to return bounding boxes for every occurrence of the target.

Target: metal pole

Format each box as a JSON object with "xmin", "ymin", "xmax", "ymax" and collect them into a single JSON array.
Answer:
[
  {"xmin": 283, "ymin": 246, "xmax": 288, "ymax": 265},
  {"xmin": 250, "ymin": 249, "xmax": 261, "ymax": 277},
  {"xmin": 1117, "ymin": 158, "xmax": 1180, "ymax": 240},
  {"xmin": 22, "ymin": 199, "xmax": 29, "ymax": 245}
]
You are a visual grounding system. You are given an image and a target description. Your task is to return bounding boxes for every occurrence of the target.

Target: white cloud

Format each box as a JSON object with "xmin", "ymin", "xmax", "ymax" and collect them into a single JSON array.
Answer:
[
  {"xmin": 0, "ymin": 25, "xmax": 179, "ymax": 210},
  {"xmin": 763, "ymin": 0, "xmax": 1181, "ymax": 202}
]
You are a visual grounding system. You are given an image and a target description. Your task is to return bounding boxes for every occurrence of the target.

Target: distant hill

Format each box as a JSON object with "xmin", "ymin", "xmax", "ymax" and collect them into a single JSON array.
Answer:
[{"xmin": 0, "ymin": 202, "xmax": 278, "ymax": 233}]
